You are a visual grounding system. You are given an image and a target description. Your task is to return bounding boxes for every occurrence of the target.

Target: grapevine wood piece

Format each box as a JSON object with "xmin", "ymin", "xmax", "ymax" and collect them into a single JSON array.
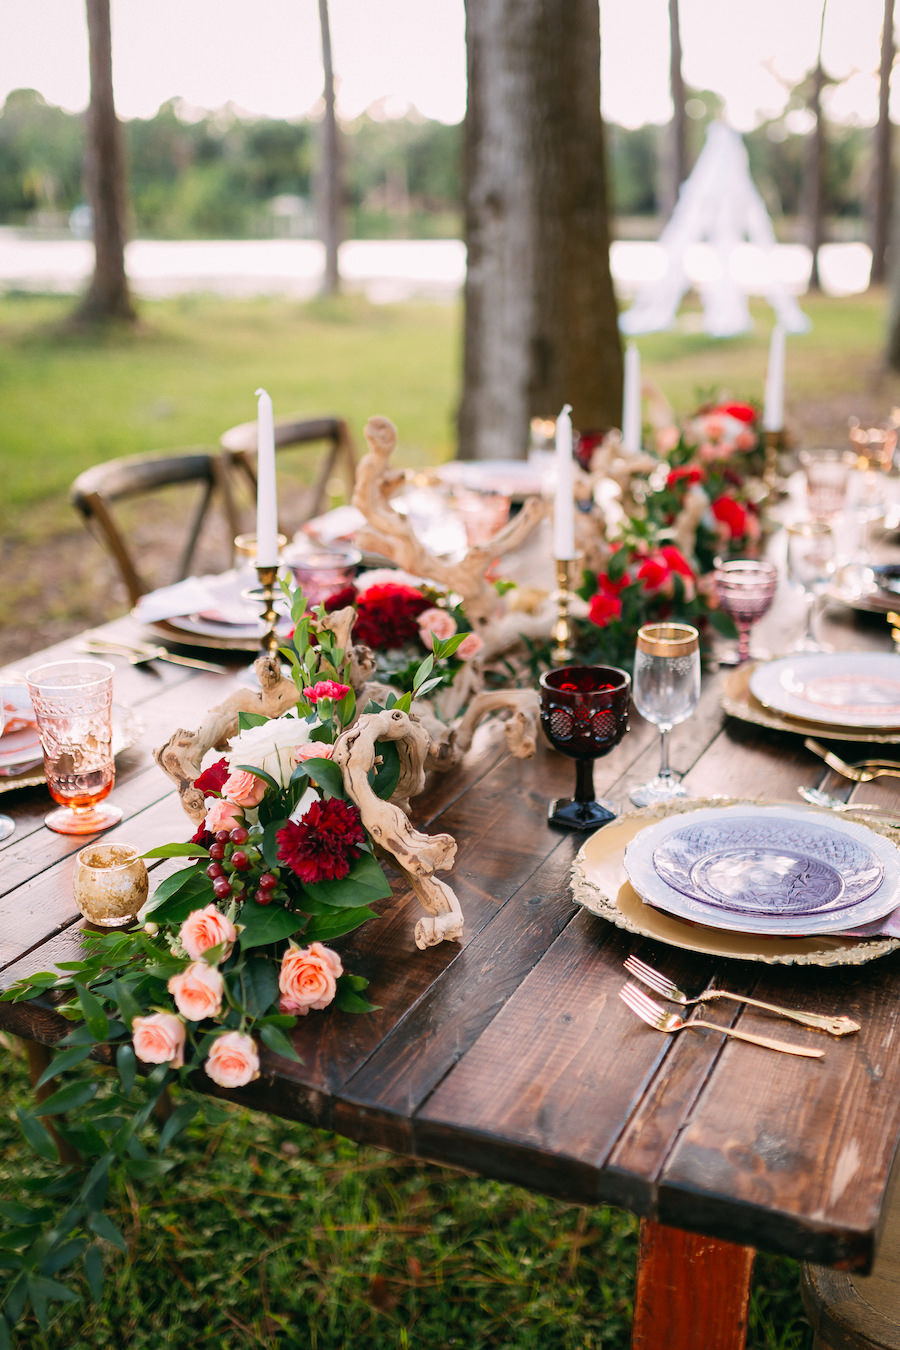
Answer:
[{"xmin": 5, "ymin": 580, "xmax": 900, "ymax": 1349}]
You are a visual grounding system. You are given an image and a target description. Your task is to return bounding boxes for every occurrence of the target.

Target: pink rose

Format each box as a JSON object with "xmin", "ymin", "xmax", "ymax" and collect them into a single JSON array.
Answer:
[
  {"xmin": 205, "ymin": 797, "xmax": 244, "ymax": 833},
  {"xmin": 179, "ymin": 904, "xmax": 237, "ymax": 962},
  {"xmin": 303, "ymin": 680, "xmax": 350, "ymax": 703},
  {"xmin": 204, "ymin": 1030, "xmax": 260, "ymax": 1088},
  {"xmin": 293, "ymin": 741, "xmax": 334, "ymax": 764},
  {"xmin": 132, "ymin": 1012, "xmax": 186, "ymax": 1068},
  {"xmin": 278, "ymin": 941, "xmax": 343, "ymax": 1015},
  {"xmin": 416, "ymin": 606, "xmax": 458, "ymax": 649},
  {"xmin": 656, "ymin": 425, "xmax": 681, "ymax": 454},
  {"xmin": 221, "ymin": 768, "xmax": 266, "ymax": 808},
  {"xmin": 457, "ymin": 632, "xmax": 484, "ymax": 660},
  {"xmin": 168, "ymin": 961, "xmax": 225, "ymax": 1021}
]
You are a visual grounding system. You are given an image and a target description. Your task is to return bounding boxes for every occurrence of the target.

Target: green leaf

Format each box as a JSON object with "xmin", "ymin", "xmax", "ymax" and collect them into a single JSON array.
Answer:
[
  {"xmin": 15, "ymin": 1110, "xmax": 58, "ymax": 1162},
  {"xmin": 259, "ymin": 1023, "xmax": 302, "ymax": 1062},
  {"xmin": 237, "ymin": 901, "xmax": 307, "ymax": 951},
  {"xmin": 79, "ymin": 1153, "xmax": 113, "ymax": 1211},
  {"xmin": 143, "ymin": 869, "xmax": 213, "ymax": 923},
  {"xmin": 302, "ymin": 851, "xmax": 392, "ymax": 909},
  {"xmin": 34, "ymin": 1043, "xmax": 94, "ymax": 1089},
  {"xmin": 39, "ymin": 1238, "xmax": 87, "ymax": 1278},
  {"xmin": 115, "ymin": 1042, "xmax": 136, "ymax": 1098},
  {"xmin": 412, "ymin": 652, "xmax": 434, "ymax": 687},
  {"xmin": 0, "ymin": 1314, "xmax": 10, "ymax": 1350},
  {"xmin": 237, "ymin": 710, "xmax": 269, "ymax": 729},
  {"xmin": 112, "ymin": 978, "xmax": 142, "ymax": 1030},
  {"xmin": 34, "ymin": 1078, "xmax": 98, "ymax": 1118},
  {"xmin": 125, "ymin": 1158, "xmax": 176, "ymax": 1181},
  {"xmin": 431, "ymin": 631, "xmax": 469, "ymax": 659},
  {"xmin": 158, "ymin": 1101, "xmax": 199, "ymax": 1153},
  {"xmin": 87, "ymin": 1212, "xmax": 127, "ymax": 1252},
  {"xmin": 302, "ymin": 758, "xmax": 345, "ymax": 799},
  {"xmin": 84, "ymin": 1245, "xmax": 104, "ymax": 1301},
  {"xmin": 234, "ymin": 762, "xmax": 280, "ymax": 792},
  {"xmin": 261, "ymin": 818, "xmax": 284, "ymax": 870},
  {"xmin": 236, "ymin": 956, "xmax": 279, "ymax": 1018},
  {"xmin": 74, "ymin": 982, "xmax": 109, "ymax": 1042},
  {"xmin": 334, "ymin": 985, "xmax": 379, "ymax": 1014},
  {"xmin": 370, "ymin": 740, "xmax": 401, "ymax": 800},
  {"xmin": 337, "ymin": 687, "xmax": 356, "ymax": 724},
  {"xmin": 142, "ymin": 841, "xmax": 210, "ymax": 859},
  {"xmin": 303, "ymin": 906, "xmax": 378, "ymax": 942}
]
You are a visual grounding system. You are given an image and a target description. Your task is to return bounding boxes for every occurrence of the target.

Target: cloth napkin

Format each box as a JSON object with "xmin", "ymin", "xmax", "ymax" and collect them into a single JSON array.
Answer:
[{"xmin": 133, "ymin": 572, "xmax": 257, "ymax": 626}]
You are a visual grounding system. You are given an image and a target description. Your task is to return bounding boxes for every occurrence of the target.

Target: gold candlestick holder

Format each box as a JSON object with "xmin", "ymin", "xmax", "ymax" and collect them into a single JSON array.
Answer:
[
  {"xmin": 254, "ymin": 563, "xmax": 281, "ymax": 656},
  {"xmin": 552, "ymin": 558, "xmax": 575, "ymax": 665}
]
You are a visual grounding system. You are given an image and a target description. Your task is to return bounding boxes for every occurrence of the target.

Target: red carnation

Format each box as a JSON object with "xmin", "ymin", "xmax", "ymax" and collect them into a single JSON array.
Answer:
[
  {"xmin": 323, "ymin": 584, "xmax": 358, "ymax": 612},
  {"xmin": 276, "ymin": 798, "xmax": 366, "ymax": 884},
  {"xmin": 353, "ymin": 583, "xmax": 430, "ymax": 650},
  {"xmin": 659, "ymin": 545, "xmax": 695, "ymax": 580},
  {"xmin": 711, "ymin": 494, "xmax": 748, "ymax": 539},
  {"xmin": 587, "ymin": 591, "xmax": 623, "ymax": 627},
  {"xmin": 193, "ymin": 757, "xmax": 230, "ymax": 794}
]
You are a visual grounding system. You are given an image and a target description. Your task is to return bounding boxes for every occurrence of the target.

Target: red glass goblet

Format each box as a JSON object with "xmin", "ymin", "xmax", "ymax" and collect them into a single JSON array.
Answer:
[{"xmin": 539, "ymin": 665, "xmax": 631, "ymax": 831}]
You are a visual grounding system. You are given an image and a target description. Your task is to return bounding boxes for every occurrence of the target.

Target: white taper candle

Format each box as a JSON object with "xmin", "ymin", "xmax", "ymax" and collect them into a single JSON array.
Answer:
[
  {"xmin": 254, "ymin": 387, "xmax": 279, "ymax": 566},
  {"xmin": 763, "ymin": 324, "xmax": 786, "ymax": 433},
  {"xmin": 621, "ymin": 342, "xmax": 642, "ymax": 453},
  {"xmin": 554, "ymin": 403, "xmax": 576, "ymax": 561}
]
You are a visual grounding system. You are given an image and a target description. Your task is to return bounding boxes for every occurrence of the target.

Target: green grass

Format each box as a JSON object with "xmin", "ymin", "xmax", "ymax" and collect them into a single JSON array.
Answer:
[{"xmin": 0, "ymin": 1040, "xmax": 812, "ymax": 1348}]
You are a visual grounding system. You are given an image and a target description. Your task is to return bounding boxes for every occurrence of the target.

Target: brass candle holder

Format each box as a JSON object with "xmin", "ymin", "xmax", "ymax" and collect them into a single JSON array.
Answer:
[
  {"xmin": 254, "ymin": 563, "xmax": 281, "ymax": 656},
  {"xmin": 552, "ymin": 558, "xmax": 575, "ymax": 665}
]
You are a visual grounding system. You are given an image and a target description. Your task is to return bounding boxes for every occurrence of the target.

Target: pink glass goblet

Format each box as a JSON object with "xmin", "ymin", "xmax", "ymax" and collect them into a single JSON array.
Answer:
[
  {"xmin": 713, "ymin": 559, "xmax": 778, "ymax": 666},
  {"xmin": 25, "ymin": 659, "xmax": 122, "ymax": 835},
  {"xmin": 539, "ymin": 665, "xmax": 631, "ymax": 831}
]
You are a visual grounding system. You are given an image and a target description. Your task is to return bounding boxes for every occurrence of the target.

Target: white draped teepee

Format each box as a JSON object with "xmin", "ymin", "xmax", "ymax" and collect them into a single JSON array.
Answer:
[{"xmin": 619, "ymin": 122, "xmax": 811, "ymax": 339}]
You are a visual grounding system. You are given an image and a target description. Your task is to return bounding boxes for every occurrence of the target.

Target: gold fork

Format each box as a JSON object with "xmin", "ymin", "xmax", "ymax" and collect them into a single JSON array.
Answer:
[
  {"xmin": 618, "ymin": 982, "xmax": 825, "ymax": 1058},
  {"xmin": 804, "ymin": 738, "xmax": 900, "ymax": 782},
  {"xmin": 623, "ymin": 955, "xmax": 859, "ymax": 1036}
]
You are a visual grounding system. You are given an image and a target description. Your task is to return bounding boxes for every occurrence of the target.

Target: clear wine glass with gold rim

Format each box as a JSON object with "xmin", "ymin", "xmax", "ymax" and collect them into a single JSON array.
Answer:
[{"xmin": 629, "ymin": 623, "xmax": 701, "ymax": 807}]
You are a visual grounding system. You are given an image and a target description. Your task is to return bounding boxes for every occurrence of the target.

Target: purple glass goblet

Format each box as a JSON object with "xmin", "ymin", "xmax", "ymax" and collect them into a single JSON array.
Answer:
[
  {"xmin": 713, "ymin": 559, "xmax": 778, "ymax": 665},
  {"xmin": 538, "ymin": 665, "xmax": 631, "ymax": 831}
]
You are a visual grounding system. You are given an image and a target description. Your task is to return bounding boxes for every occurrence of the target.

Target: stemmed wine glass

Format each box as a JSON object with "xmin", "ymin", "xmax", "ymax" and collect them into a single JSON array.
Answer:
[
  {"xmin": 538, "ymin": 665, "xmax": 631, "ymax": 830},
  {"xmin": 629, "ymin": 623, "xmax": 700, "ymax": 807},
  {"xmin": 713, "ymin": 558, "xmax": 778, "ymax": 665},
  {"xmin": 0, "ymin": 698, "xmax": 16, "ymax": 840},
  {"xmin": 786, "ymin": 520, "xmax": 835, "ymax": 652}
]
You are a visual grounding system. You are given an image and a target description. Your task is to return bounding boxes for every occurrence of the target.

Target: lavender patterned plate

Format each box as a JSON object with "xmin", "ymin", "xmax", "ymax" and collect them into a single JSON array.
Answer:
[
  {"xmin": 750, "ymin": 652, "xmax": 900, "ymax": 730},
  {"xmin": 624, "ymin": 805, "xmax": 900, "ymax": 935}
]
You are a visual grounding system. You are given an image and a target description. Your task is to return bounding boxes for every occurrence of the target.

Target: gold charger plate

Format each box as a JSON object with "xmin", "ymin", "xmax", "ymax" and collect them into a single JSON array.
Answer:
[
  {"xmin": 721, "ymin": 663, "xmax": 900, "ymax": 745},
  {"xmin": 572, "ymin": 796, "xmax": 900, "ymax": 966},
  {"xmin": 142, "ymin": 618, "xmax": 263, "ymax": 654}
]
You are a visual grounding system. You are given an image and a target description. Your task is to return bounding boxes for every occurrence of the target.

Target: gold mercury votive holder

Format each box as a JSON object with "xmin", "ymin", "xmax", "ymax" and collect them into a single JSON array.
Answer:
[{"xmin": 73, "ymin": 843, "xmax": 149, "ymax": 928}]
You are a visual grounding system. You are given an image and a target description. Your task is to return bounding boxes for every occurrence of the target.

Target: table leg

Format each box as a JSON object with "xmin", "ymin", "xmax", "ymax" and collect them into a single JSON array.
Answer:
[{"xmin": 632, "ymin": 1218, "xmax": 755, "ymax": 1350}]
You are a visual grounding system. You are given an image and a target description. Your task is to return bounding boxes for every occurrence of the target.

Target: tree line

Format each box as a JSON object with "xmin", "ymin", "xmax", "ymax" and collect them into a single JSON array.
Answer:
[{"xmin": 0, "ymin": 84, "xmax": 878, "ymax": 243}]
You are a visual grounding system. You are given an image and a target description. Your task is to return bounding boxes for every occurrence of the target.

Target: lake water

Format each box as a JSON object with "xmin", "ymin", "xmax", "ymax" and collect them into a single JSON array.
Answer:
[{"xmin": 0, "ymin": 230, "xmax": 873, "ymax": 303}]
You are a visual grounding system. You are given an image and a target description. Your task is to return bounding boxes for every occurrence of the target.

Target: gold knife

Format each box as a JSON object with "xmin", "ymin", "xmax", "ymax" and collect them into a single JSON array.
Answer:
[{"xmin": 81, "ymin": 638, "xmax": 230, "ymax": 674}]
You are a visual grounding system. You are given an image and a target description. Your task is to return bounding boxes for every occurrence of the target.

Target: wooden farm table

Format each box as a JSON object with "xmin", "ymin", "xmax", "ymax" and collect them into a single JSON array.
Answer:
[{"xmin": 3, "ymin": 596, "xmax": 900, "ymax": 1350}]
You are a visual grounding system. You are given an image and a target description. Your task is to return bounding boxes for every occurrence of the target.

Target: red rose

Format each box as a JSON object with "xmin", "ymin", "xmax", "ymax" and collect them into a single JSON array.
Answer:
[
  {"xmin": 711, "ymin": 494, "xmax": 748, "ymax": 539},
  {"xmin": 353, "ymin": 583, "xmax": 430, "ymax": 650},
  {"xmin": 659, "ymin": 545, "xmax": 695, "ymax": 580},
  {"xmin": 635, "ymin": 556, "xmax": 670, "ymax": 592},
  {"xmin": 587, "ymin": 591, "xmax": 623, "ymax": 627},
  {"xmin": 276, "ymin": 797, "xmax": 366, "ymax": 884},
  {"xmin": 717, "ymin": 402, "xmax": 756, "ymax": 423},
  {"xmin": 193, "ymin": 757, "xmax": 230, "ymax": 794},
  {"xmin": 666, "ymin": 465, "xmax": 705, "ymax": 489},
  {"xmin": 323, "ymin": 584, "xmax": 358, "ymax": 612},
  {"xmin": 596, "ymin": 570, "xmax": 629, "ymax": 597}
]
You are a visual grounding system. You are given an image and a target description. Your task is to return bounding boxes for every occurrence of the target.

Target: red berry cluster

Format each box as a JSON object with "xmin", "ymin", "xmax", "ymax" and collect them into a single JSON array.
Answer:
[{"xmin": 205, "ymin": 826, "xmax": 280, "ymax": 906}]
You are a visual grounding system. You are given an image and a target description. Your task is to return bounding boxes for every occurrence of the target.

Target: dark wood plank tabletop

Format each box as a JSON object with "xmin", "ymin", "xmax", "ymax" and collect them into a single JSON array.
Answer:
[{"xmin": 3, "ymin": 593, "xmax": 900, "ymax": 1346}]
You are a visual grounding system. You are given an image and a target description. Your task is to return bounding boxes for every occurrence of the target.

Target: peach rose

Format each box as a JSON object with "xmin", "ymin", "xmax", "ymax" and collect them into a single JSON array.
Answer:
[
  {"xmin": 293, "ymin": 741, "xmax": 334, "ymax": 764},
  {"xmin": 168, "ymin": 961, "xmax": 224, "ymax": 1021},
  {"xmin": 132, "ymin": 1012, "xmax": 186, "ymax": 1068},
  {"xmin": 417, "ymin": 606, "xmax": 458, "ymax": 650},
  {"xmin": 278, "ymin": 941, "xmax": 343, "ymax": 1015},
  {"xmin": 179, "ymin": 904, "xmax": 237, "ymax": 962},
  {"xmin": 205, "ymin": 797, "xmax": 244, "ymax": 833},
  {"xmin": 221, "ymin": 768, "xmax": 266, "ymax": 808},
  {"xmin": 457, "ymin": 632, "xmax": 484, "ymax": 660},
  {"xmin": 204, "ymin": 1031, "xmax": 260, "ymax": 1088}
]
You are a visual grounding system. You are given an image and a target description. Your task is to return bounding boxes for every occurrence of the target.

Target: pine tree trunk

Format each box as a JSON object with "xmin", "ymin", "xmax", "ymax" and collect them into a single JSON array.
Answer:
[
  {"xmin": 459, "ymin": 0, "xmax": 622, "ymax": 460},
  {"xmin": 76, "ymin": 0, "xmax": 136, "ymax": 324},
  {"xmin": 870, "ymin": 0, "xmax": 895, "ymax": 287},
  {"xmin": 317, "ymin": 0, "xmax": 341, "ymax": 296}
]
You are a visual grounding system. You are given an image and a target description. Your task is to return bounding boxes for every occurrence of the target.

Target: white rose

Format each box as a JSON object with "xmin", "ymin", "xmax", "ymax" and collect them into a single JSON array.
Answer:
[{"xmin": 228, "ymin": 715, "xmax": 313, "ymax": 789}]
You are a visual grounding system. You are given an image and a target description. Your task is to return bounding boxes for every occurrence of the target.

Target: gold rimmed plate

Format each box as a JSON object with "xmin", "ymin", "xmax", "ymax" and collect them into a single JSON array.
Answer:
[{"xmin": 721, "ymin": 664, "xmax": 900, "ymax": 745}]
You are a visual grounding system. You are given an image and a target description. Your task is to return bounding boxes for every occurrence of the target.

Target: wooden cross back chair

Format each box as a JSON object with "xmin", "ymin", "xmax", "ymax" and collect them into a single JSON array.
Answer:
[
  {"xmin": 70, "ymin": 450, "xmax": 241, "ymax": 607},
  {"xmin": 219, "ymin": 415, "xmax": 357, "ymax": 535}
]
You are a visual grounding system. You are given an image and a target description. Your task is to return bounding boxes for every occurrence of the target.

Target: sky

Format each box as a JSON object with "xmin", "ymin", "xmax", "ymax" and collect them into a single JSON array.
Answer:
[{"xmin": 0, "ymin": 0, "xmax": 894, "ymax": 131}]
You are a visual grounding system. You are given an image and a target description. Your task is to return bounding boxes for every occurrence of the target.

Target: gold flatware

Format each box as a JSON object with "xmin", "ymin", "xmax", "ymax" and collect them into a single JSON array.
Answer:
[
  {"xmin": 80, "ymin": 637, "xmax": 229, "ymax": 675},
  {"xmin": 805, "ymin": 738, "xmax": 900, "ymax": 782},
  {"xmin": 623, "ymin": 955, "xmax": 859, "ymax": 1036},
  {"xmin": 618, "ymin": 982, "xmax": 825, "ymax": 1058},
  {"xmin": 798, "ymin": 785, "xmax": 900, "ymax": 826}
]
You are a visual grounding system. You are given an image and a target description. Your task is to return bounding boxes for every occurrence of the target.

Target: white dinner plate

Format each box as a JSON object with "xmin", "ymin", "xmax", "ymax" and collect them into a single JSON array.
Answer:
[
  {"xmin": 623, "ymin": 804, "xmax": 900, "ymax": 936},
  {"xmin": 435, "ymin": 459, "xmax": 548, "ymax": 500},
  {"xmin": 0, "ymin": 685, "xmax": 40, "ymax": 770},
  {"xmin": 750, "ymin": 652, "xmax": 900, "ymax": 730}
]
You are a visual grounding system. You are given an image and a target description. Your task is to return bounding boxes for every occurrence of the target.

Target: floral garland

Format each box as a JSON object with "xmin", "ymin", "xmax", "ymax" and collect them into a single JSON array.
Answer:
[
  {"xmin": 0, "ymin": 581, "xmax": 468, "ymax": 1340},
  {"xmin": 565, "ymin": 399, "xmax": 766, "ymax": 671}
]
